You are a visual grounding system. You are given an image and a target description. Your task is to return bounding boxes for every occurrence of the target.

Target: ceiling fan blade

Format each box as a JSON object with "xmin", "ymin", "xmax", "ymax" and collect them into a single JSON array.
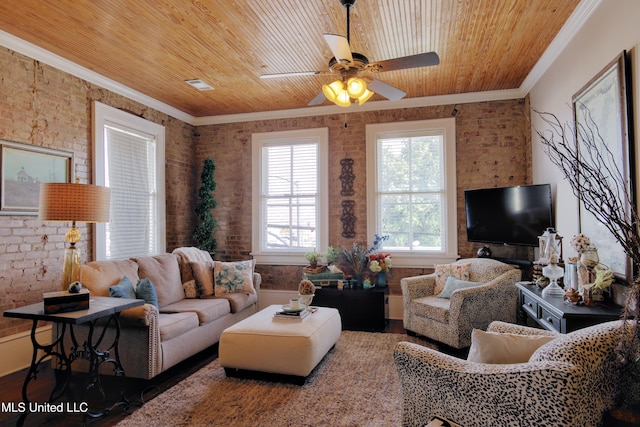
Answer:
[
  {"xmin": 368, "ymin": 79, "xmax": 406, "ymax": 101},
  {"xmin": 260, "ymin": 71, "xmax": 325, "ymax": 79},
  {"xmin": 372, "ymin": 52, "xmax": 440, "ymax": 72},
  {"xmin": 323, "ymin": 34, "xmax": 353, "ymax": 64},
  {"xmin": 308, "ymin": 91, "xmax": 326, "ymax": 106}
]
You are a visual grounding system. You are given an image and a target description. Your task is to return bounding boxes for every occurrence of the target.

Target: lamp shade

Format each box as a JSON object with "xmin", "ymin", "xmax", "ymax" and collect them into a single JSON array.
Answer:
[{"xmin": 39, "ymin": 182, "xmax": 110, "ymax": 223}]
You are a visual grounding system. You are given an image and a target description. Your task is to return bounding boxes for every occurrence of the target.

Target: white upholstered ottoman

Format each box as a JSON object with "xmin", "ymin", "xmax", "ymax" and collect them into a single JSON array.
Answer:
[{"xmin": 219, "ymin": 304, "xmax": 341, "ymax": 378}]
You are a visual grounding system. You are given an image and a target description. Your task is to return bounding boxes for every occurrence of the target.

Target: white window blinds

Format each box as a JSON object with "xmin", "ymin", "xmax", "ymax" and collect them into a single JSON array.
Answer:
[{"xmin": 103, "ymin": 123, "xmax": 159, "ymax": 259}]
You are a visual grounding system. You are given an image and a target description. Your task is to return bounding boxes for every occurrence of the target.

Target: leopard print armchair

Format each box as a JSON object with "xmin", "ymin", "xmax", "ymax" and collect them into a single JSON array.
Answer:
[
  {"xmin": 401, "ymin": 258, "xmax": 521, "ymax": 348},
  {"xmin": 394, "ymin": 320, "xmax": 628, "ymax": 427}
]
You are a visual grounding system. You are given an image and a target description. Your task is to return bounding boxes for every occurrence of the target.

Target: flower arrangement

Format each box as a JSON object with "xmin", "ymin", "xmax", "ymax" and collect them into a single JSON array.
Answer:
[
  {"xmin": 341, "ymin": 242, "xmax": 368, "ymax": 275},
  {"xmin": 368, "ymin": 253, "xmax": 392, "ymax": 273},
  {"xmin": 570, "ymin": 233, "xmax": 592, "ymax": 254}
]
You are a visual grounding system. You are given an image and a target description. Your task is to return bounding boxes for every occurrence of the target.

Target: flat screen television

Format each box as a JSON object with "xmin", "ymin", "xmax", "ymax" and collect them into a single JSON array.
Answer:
[{"xmin": 464, "ymin": 184, "xmax": 554, "ymax": 247}]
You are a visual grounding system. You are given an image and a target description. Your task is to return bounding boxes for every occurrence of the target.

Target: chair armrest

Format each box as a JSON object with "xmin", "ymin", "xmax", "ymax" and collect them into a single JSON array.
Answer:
[
  {"xmin": 488, "ymin": 320, "xmax": 558, "ymax": 336},
  {"xmin": 400, "ymin": 274, "xmax": 436, "ymax": 300},
  {"xmin": 394, "ymin": 341, "xmax": 577, "ymax": 427}
]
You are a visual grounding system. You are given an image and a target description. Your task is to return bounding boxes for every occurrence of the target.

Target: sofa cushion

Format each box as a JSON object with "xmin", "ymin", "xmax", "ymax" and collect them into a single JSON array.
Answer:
[
  {"xmin": 109, "ymin": 276, "xmax": 136, "ymax": 299},
  {"xmin": 158, "ymin": 312, "xmax": 199, "ymax": 341},
  {"xmin": 80, "ymin": 259, "xmax": 140, "ymax": 297},
  {"xmin": 136, "ymin": 278, "xmax": 159, "ymax": 309},
  {"xmin": 462, "ymin": 258, "xmax": 515, "ymax": 282},
  {"xmin": 434, "ymin": 262, "xmax": 471, "ymax": 295},
  {"xmin": 210, "ymin": 292, "xmax": 258, "ymax": 313},
  {"xmin": 161, "ymin": 298, "xmax": 231, "ymax": 325},
  {"xmin": 172, "ymin": 247, "xmax": 214, "ymax": 283},
  {"xmin": 411, "ymin": 296, "xmax": 450, "ymax": 323},
  {"xmin": 467, "ymin": 328, "xmax": 556, "ymax": 364},
  {"xmin": 437, "ymin": 276, "xmax": 482, "ymax": 299},
  {"xmin": 190, "ymin": 261, "xmax": 215, "ymax": 297},
  {"xmin": 214, "ymin": 260, "xmax": 256, "ymax": 296},
  {"xmin": 133, "ymin": 254, "xmax": 183, "ymax": 308}
]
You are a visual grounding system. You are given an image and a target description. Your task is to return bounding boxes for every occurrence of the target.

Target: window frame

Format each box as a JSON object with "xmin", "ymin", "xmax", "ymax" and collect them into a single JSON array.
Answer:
[
  {"xmin": 366, "ymin": 118, "xmax": 458, "ymax": 268},
  {"xmin": 92, "ymin": 101, "xmax": 166, "ymax": 260},
  {"xmin": 251, "ymin": 127, "xmax": 329, "ymax": 265}
]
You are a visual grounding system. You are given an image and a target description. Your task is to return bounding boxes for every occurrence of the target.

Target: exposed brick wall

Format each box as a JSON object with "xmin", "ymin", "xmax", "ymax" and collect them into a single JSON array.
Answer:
[
  {"xmin": 0, "ymin": 47, "xmax": 196, "ymax": 339},
  {"xmin": 196, "ymin": 99, "xmax": 532, "ymax": 296}
]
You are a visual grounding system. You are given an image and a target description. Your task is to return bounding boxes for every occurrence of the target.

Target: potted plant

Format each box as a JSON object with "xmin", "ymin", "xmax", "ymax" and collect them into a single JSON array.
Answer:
[
  {"xmin": 325, "ymin": 245, "xmax": 341, "ymax": 265},
  {"xmin": 193, "ymin": 157, "xmax": 217, "ymax": 256},
  {"xmin": 304, "ymin": 249, "xmax": 322, "ymax": 268}
]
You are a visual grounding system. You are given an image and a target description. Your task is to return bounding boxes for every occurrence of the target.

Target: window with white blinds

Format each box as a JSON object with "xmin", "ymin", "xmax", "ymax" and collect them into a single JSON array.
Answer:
[
  {"xmin": 93, "ymin": 101, "xmax": 166, "ymax": 260},
  {"xmin": 366, "ymin": 118, "xmax": 458, "ymax": 267},
  {"xmin": 252, "ymin": 128, "xmax": 328, "ymax": 265}
]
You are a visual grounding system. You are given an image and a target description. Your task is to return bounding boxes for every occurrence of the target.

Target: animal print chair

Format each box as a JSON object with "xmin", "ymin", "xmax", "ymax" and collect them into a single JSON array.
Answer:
[
  {"xmin": 401, "ymin": 258, "xmax": 521, "ymax": 349},
  {"xmin": 394, "ymin": 320, "xmax": 629, "ymax": 427}
]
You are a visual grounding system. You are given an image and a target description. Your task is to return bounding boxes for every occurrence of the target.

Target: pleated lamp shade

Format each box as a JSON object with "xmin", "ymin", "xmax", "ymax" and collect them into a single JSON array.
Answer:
[{"xmin": 39, "ymin": 182, "xmax": 110, "ymax": 223}]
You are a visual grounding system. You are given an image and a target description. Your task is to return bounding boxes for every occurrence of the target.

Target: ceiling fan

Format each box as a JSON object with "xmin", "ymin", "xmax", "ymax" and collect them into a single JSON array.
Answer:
[{"xmin": 260, "ymin": 0, "xmax": 440, "ymax": 107}]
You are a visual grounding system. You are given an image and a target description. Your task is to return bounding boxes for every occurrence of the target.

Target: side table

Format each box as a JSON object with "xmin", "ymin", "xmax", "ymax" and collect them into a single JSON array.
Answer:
[
  {"xmin": 312, "ymin": 286, "xmax": 387, "ymax": 331},
  {"xmin": 516, "ymin": 282, "xmax": 622, "ymax": 333},
  {"xmin": 4, "ymin": 296, "xmax": 143, "ymax": 425}
]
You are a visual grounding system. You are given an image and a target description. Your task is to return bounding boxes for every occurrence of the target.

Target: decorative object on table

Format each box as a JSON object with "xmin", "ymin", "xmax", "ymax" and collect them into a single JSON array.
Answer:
[
  {"xmin": 39, "ymin": 179, "xmax": 110, "ymax": 290},
  {"xmin": 340, "ymin": 200, "xmax": 356, "ymax": 238},
  {"xmin": 538, "ymin": 227, "xmax": 563, "ymax": 264},
  {"xmin": 563, "ymin": 287, "xmax": 582, "ymax": 305},
  {"xmin": 325, "ymin": 245, "xmax": 341, "ymax": 265},
  {"xmin": 298, "ymin": 279, "xmax": 316, "ymax": 307},
  {"xmin": 535, "ymin": 78, "xmax": 640, "ymax": 411},
  {"xmin": 68, "ymin": 281, "xmax": 83, "ymax": 293},
  {"xmin": 583, "ymin": 264, "xmax": 615, "ymax": 305},
  {"xmin": 477, "ymin": 245, "xmax": 492, "ymax": 258},
  {"xmin": 43, "ymin": 288, "xmax": 90, "ymax": 314},
  {"xmin": 571, "ymin": 233, "xmax": 599, "ymax": 289},
  {"xmin": 363, "ymin": 278, "xmax": 375, "ymax": 289},
  {"xmin": 304, "ymin": 249, "xmax": 322, "ymax": 269},
  {"xmin": 564, "ymin": 260, "xmax": 579, "ymax": 291},
  {"xmin": 340, "ymin": 241, "xmax": 368, "ymax": 283},
  {"xmin": 542, "ymin": 252, "xmax": 565, "ymax": 298},
  {"xmin": 339, "ymin": 158, "xmax": 355, "ymax": 196},
  {"xmin": 193, "ymin": 157, "xmax": 218, "ymax": 257},
  {"xmin": 364, "ymin": 234, "xmax": 392, "ymax": 287}
]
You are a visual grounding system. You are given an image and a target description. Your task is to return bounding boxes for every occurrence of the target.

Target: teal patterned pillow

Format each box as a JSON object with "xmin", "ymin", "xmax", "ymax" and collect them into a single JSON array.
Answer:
[{"xmin": 213, "ymin": 260, "xmax": 256, "ymax": 296}]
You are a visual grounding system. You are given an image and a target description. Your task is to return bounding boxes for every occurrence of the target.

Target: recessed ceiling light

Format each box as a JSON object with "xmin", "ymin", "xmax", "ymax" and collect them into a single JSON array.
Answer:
[{"xmin": 184, "ymin": 79, "xmax": 214, "ymax": 91}]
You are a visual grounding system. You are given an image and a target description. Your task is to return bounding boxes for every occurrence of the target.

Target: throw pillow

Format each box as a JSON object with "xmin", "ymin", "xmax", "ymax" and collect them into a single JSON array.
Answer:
[
  {"xmin": 467, "ymin": 329, "xmax": 556, "ymax": 364},
  {"xmin": 190, "ymin": 261, "xmax": 215, "ymax": 297},
  {"xmin": 213, "ymin": 260, "xmax": 256, "ymax": 296},
  {"xmin": 437, "ymin": 275, "xmax": 481, "ymax": 298},
  {"xmin": 109, "ymin": 276, "xmax": 136, "ymax": 299},
  {"xmin": 135, "ymin": 278, "xmax": 159, "ymax": 309},
  {"xmin": 434, "ymin": 262, "xmax": 471, "ymax": 295}
]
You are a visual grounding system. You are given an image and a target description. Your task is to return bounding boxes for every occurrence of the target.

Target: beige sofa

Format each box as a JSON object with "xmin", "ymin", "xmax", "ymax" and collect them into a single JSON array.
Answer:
[{"xmin": 55, "ymin": 248, "xmax": 261, "ymax": 379}]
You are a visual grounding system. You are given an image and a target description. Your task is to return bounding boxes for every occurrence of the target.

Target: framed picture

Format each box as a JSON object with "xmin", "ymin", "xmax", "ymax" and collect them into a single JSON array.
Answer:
[
  {"xmin": 572, "ymin": 51, "xmax": 634, "ymax": 283},
  {"xmin": 0, "ymin": 140, "xmax": 73, "ymax": 215}
]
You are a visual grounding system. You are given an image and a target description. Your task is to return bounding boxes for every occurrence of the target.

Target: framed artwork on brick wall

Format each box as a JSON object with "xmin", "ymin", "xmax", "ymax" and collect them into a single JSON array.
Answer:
[
  {"xmin": 0, "ymin": 140, "xmax": 73, "ymax": 215},
  {"xmin": 572, "ymin": 51, "xmax": 635, "ymax": 283}
]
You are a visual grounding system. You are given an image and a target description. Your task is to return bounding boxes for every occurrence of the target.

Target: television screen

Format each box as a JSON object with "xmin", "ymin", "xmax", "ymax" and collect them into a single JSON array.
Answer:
[{"xmin": 464, "ymin": 184, "xmax": 554, "ymax": 247}]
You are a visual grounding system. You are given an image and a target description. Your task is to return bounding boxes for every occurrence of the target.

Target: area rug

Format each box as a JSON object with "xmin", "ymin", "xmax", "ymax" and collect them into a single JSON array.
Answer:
[{"xmin": 115, "ymin": 331, "xmax": 432, "ymax": 426}]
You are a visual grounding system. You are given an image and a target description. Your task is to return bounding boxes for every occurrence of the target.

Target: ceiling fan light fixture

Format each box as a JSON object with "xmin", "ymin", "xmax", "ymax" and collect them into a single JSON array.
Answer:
[
  {"xmin": 335, "ymin": 89, "xmax": 351, "ymax": 107},
  {"xmin": 357, "ymin": 88, "xmax": 374, "ymax": 105},
  {"xmin": 346, "ymin": 77, "xmax": 367, "ymax": 98},
  {"xmin": 322, "ymin": 80, "xmax": 344, "ymax": 102}
]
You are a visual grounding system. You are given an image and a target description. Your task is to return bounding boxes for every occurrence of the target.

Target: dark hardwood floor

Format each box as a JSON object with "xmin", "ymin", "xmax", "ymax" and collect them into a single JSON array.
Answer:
[{"xmin": 0, "ymin": 320, "xmax": 434, "ymax": 427}]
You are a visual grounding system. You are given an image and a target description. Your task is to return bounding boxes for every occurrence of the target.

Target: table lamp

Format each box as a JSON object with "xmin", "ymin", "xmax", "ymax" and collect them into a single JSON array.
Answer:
[{"xmin": 39, "ymin": 180, "xmax": 110, "ymax": 290}]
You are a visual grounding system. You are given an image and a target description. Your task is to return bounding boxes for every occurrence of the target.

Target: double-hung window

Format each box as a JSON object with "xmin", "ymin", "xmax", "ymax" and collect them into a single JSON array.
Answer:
[
  {"xmin": 93, "ymin": 101, "xmax": 166, "ymax": 260},
  {"xmin": 366, "ymin": 118, "xmax": 457, "ymax": 267},
  {"xmin": 251, "ymin": 128, "xmax": 328, "ymax": 265}
]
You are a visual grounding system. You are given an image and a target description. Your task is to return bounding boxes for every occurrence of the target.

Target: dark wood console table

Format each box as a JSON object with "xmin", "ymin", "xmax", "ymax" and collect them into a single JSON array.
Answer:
[
  {"xmin": 312, "ymin": 286, "xmax": 387, "ymax": 331},
  {"xmin": 516, "ymin": 282, "xmax": 622, "ymax": 333}
]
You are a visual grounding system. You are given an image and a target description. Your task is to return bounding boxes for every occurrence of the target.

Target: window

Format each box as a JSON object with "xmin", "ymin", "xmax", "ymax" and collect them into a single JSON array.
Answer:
[
  {"xmin": 93, "ymin": 101, "xmax": 166, "ymax": 260},
  {"xmin": 366, "ymin": 118, "xmax": 457, "ymax": 267},
  {"xmin": 252, "ymin": 128, "xmax": 328, "ymax": 265}
]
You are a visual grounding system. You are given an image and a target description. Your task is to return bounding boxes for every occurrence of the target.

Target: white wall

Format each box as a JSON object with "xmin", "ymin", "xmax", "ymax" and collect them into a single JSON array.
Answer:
[{"xmin": 530, "ymin": 0, "xmax": 640, "ymax": 264}]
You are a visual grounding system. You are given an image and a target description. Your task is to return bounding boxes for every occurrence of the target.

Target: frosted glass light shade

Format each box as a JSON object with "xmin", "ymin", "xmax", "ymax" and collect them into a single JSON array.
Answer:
[
  {"xmin": 322, "ymin": 80, "xmax": 344, "ymax": 102},
  {"xmin": 346, "ymin": 77, "xmax": 367, "ymax": 98},
  {"xmin": 357, "ymin": 89, "xmax": 374, "ymax": 105}
]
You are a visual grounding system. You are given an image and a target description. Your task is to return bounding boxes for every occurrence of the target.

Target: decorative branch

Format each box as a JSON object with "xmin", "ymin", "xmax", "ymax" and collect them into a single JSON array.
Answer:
[{"xmin": 534, "ymin": 109, "xmax": 640, "ymax": 366}]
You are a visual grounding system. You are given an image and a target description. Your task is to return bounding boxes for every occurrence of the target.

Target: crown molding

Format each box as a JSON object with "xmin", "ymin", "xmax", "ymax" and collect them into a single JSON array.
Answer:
[{"xmin": 0, "ymin": 29, "xmax": 196, "ymax": 125}]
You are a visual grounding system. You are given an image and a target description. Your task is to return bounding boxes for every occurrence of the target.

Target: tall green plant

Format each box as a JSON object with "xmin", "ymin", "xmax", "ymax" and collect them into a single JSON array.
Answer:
[{"xmin": 193, "ymin": 157, "xmax": 217, "ymax": 254}]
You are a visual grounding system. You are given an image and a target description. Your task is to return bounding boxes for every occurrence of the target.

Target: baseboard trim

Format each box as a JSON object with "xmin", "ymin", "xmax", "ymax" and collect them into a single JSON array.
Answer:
[
  {"xmin": 0, "ymin": 325, "xmax": 51, "ymax": 377},
  {"xmin": 258, "ymin": 289, "xmax": 403, "ymax": 320}
]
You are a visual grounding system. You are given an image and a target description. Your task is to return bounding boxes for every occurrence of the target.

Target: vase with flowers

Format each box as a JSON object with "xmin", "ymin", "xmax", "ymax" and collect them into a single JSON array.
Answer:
[{"xmin": 366, "ymin": 234, "xmax": 392, "ymax": 287}]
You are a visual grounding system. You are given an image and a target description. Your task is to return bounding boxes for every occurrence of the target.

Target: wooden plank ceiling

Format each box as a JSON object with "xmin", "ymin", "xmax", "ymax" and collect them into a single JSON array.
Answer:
[{"xmin": 0, "ymin": 0, "xmax": 580, "ymax": 117}]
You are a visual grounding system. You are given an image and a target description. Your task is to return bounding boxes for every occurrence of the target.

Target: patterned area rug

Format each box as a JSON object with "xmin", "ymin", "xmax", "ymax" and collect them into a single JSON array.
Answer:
[{"xmin": 115, "ymin": 331, "xmax": 432, "ymax": 427}]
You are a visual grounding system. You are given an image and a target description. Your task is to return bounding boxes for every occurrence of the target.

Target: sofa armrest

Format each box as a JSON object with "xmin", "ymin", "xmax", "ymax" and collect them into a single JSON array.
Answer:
[
  {"xmin": 118, "ymin": 303, "xmax": 159, "ymax": 327},
  {"xmin": 401, "ymin": 274, "xmax": 436, "ymax": 300},
  {"xmin": 488, "ymin": 320, "xmax": 558, "ymax": 336},
  {"xmin": 393, "ymin": 341, "xmax": 577, "ymax": 427}
]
